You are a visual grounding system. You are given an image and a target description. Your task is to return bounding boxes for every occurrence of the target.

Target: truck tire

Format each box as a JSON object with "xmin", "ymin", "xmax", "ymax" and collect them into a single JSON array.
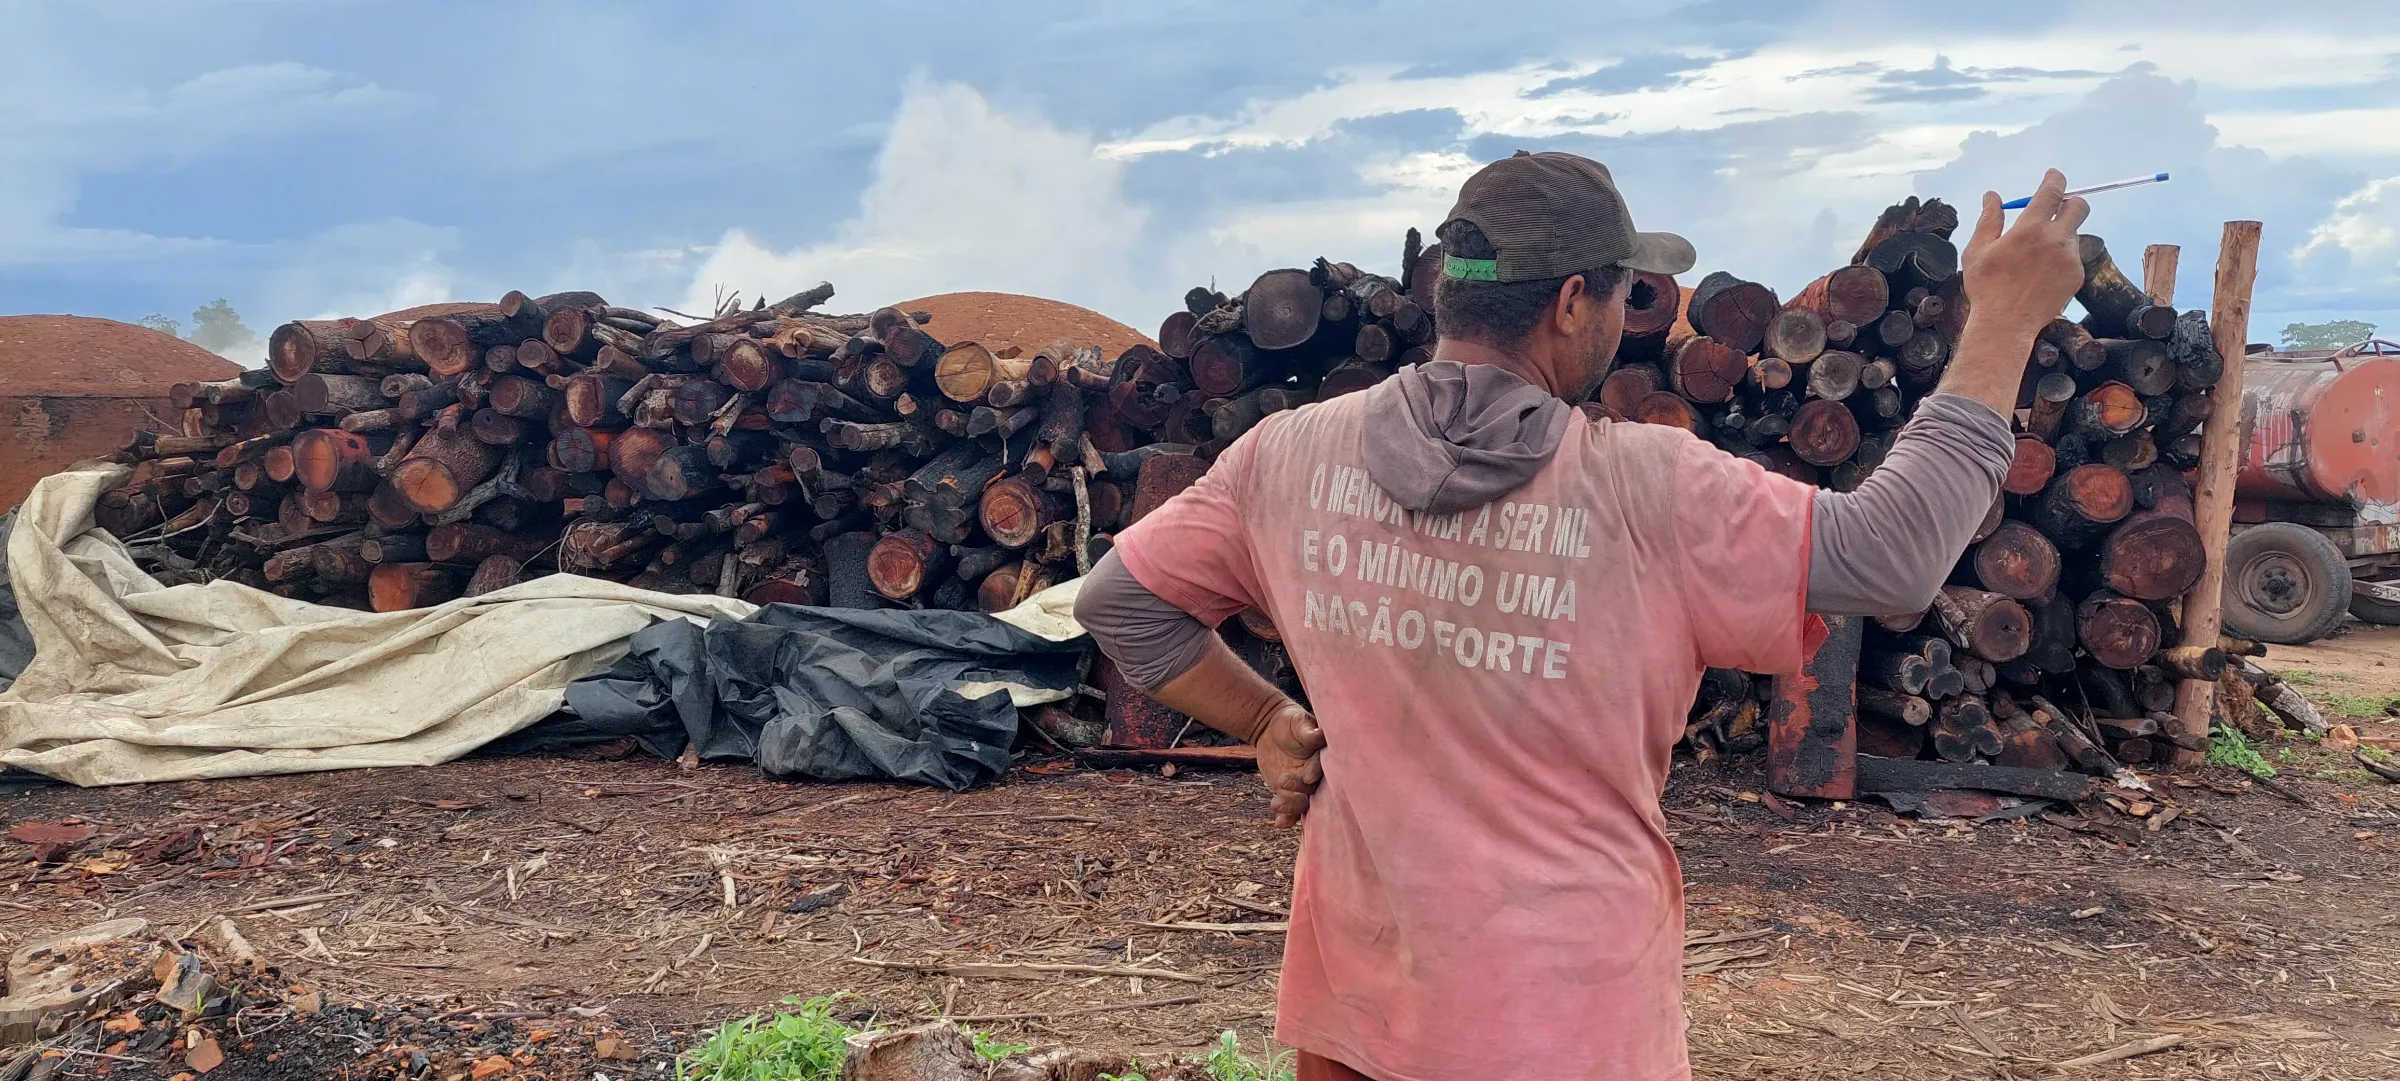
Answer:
[
  {"xmin": 2352, "ymin": 577, "xmax": 2400, "ymax": 626},
  {"xmin": 2222, "ymin": 522, "xmax": 2354, "ymax": 644}
]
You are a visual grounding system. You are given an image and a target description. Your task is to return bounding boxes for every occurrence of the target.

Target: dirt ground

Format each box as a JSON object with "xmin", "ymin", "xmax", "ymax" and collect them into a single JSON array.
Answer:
[
  {"xmin": 2266, "ymin": 623, "xmax": 2400, "ymax": 706},
  {"xmin": 4, "ymin": 626, "xmax": 2398, "ymax": 1079}
]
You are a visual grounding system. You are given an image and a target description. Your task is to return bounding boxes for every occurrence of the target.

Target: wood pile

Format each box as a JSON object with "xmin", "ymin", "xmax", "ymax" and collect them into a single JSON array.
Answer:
[
  {"xmin": 87, "ymin": 203, "xmax": 2221, "ymax": 780},
  {"xmin": 92, "ymin": 242, "xmax": 1436, "ymax": 640},
  {"xmin": 1664, "ymin": 199, "xmax": 2221, "ymax": 777},
  {"xmin": 1065, "ymin": 242, "xmax": 1447, "ymax": 749}
]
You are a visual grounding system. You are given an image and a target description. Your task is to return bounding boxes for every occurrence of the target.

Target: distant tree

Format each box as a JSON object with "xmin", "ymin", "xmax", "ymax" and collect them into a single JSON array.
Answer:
[
  {"xmin": 2279, "ymin": 319, "xmax": 2379, "ymax": 351},
  {"xmin": 136, "ymin": 313, "xmax": 183, "ymax": 337},
  {"xmin": 189, "ymin": 299, "xmax": 261, "ymax": 358}
]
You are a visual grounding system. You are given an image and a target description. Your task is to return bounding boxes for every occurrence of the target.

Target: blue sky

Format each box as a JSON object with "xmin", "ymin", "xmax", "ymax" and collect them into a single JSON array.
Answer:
[{"xmin": 5, "ymin": 0, "xmax": 2398, "ymax": 360}]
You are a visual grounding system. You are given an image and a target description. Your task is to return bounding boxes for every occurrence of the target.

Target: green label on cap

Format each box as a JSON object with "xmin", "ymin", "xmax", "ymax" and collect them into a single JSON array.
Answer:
[{"xmin": 1442, "ymin": 255, "xmax": 1499, "ymax": 281}]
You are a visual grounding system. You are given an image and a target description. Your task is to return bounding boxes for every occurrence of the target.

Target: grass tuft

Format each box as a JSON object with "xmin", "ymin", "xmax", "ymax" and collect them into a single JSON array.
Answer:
[
  {"xmin": 1206, "ymin": 1031, "xmax": 1296, "ymax": 1081},
  {"xmin": 2324, "ymin": 692, "xmax": 2400, "ymax": 719},
  {"xmin": 2209, "ymin": 725, "xmax": 2278, "ymax": 779},
  {"xmin": 678, "ymin": 996, "xmax": 855, "ymax": 1081},
  {"xmin": 972, "ymin": 1029, "xmax": 1032, "ymax": 1062}
]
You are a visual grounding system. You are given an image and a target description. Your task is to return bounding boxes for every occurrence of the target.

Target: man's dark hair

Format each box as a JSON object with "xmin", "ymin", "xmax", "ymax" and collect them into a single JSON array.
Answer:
[{"xmin": 1432, "ymin": 220, "xmax": 1625, "ymax": 348}]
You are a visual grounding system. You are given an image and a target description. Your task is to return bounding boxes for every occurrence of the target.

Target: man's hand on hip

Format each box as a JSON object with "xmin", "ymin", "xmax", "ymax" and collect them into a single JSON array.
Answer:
[
  {"xmin": 1143, "ymin": 635, "xmax": 1328, "ymax": 827},
  {"xmin": 1259, "ymin": 702, "xmax": 1327, "ymax": 828}
]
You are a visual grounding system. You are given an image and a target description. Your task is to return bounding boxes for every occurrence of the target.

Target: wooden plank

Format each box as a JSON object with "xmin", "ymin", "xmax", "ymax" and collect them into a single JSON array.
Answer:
[
  {"xmin": 2171, "ymin": 222, "xmax": 2262, "ymax": 764},
  {"xmin": 1768, "ymin": 615, "xmax": 1860, "ymax": 800}
]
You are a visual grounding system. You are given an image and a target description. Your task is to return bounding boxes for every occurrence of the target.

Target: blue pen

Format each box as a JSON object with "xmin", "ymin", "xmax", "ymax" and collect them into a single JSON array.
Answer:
[{"xmin": 2001, "ymin": 172, "xmax": 2168, "ymax": 210}]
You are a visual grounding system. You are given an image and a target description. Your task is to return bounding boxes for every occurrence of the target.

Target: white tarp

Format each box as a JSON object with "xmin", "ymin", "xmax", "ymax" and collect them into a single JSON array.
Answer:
[
  {"xmin": 0, "ymin": 462, "xmax": 759, "ymax": 785},
  {"xmin": 0, "ymin": 463, "xmax": 1089, "ymax": 787},
  {"xmin": 0, "ymin": 464, "xmax": 1095, "ymax": 789}
]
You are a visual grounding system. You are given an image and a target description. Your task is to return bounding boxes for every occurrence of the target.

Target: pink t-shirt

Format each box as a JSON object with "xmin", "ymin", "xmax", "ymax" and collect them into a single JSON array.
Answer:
[{"xmin": 1113, "ymin": 392, "xmax": 1817, "ymax": 1081}]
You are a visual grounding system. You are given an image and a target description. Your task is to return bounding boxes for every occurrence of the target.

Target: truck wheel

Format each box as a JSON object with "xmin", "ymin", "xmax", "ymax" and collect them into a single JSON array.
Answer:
[
  {"xmin": 2353, "ymin": 577, "xmax": 2400, "ymax": 626},
  {"xmin": 2223, "ymin": 523, "xmax": 2354, "ymax": 644}
]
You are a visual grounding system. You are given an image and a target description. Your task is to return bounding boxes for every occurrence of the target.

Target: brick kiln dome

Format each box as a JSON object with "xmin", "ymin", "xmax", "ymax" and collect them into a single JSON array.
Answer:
[
  {"xmin": 0, "ymin": 315, "xmax": 241, "ymax": 395},
  {"xmin": 891, "ymin": 292, "xmax": 1157, "ymax": 359}
]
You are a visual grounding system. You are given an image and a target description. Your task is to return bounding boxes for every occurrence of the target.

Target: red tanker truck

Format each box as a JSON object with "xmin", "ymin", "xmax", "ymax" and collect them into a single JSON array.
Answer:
[{"xmin": 2224, "ymin": 338, "xmax": 2400, "ymax": 643}]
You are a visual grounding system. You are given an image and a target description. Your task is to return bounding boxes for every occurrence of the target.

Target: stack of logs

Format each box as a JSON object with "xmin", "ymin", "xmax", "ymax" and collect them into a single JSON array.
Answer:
[
  {"xmin": 1667, "ymin": 199, "xmax": 2223, "ymax": 775},
  {"xmin": 1073, "ymin": 244, "xmax": 1449, "ymax": 748},
  {"xmin": 93, "ymin": 203, "xmax": 2228, "ymax": 776},
  {"xmin": 96, "ymin": 247, "xmax": 1435, "ymax": 647}
]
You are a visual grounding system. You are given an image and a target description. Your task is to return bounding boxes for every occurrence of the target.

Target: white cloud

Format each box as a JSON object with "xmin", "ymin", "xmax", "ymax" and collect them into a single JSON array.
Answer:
[
  {"xmin": 1097, "ymin": 29, "xmax": 2400, "ymax": 163},
  {"xmin": 2292, "ymin": 174, "xmax": 2400, "ymax": 306},
  {"xmin": 2213, "ymin": 109, "xmax": 2400, "ymax": 159},
  {"xmin": 681, "ymin": 76, "xmax": 1160, "ymax": 319}
]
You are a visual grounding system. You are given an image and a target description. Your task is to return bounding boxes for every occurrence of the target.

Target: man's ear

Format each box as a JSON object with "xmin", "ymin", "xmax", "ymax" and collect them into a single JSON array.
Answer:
[{"xmin": 1553, "ymin": 274, "xmax": 1590, "ymax": 334}]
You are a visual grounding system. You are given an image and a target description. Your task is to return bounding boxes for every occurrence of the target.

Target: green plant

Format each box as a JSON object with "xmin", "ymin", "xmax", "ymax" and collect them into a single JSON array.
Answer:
[
  {"xmin": 2324, "ymin": 693, "xmax": 2400, "ymax": 719},
  {"xmin": 2209, "ymin": 725, "xmax": 2278, "ymax": 779},
  {"xmin": 1099, "ymin": 1073, "xmax": 1149, "ymax": 1081},
  {"xmin": 2278, "ymin": 670, "xmax": 2318, "ymax": 686},
  {"xmin": 2363, "ymin": 744, "xmax": 2395, "ymax": 765},
  {"xmin": 971, "ymin": 1029, "xmax": 1032, "ymax": 1062},
  {"xmin": 679, "ymin": 995, "xmax": 856, "ymax": 1081},
  {"xmin": 1206, "ymin": 1031, "xmax": 1296, "ymax": 1081}
]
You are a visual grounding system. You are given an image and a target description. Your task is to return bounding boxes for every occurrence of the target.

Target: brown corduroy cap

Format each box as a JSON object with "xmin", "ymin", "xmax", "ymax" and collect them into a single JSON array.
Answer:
[{"xmin": 1440, "ymin": 151, "xmax": 1696, "ymax": 282}]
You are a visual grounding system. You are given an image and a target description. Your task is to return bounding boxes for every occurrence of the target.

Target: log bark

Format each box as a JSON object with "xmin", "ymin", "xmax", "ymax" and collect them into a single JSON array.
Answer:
[
  {"xmin": 1930, "ymin": 697, "xmax": 2001, "ymax": 762},
  {"xmin": 1618, "ymin": 270, "xmax": 1682, "ymax": 364},
  {"xmin": 2098, "ymin": 338, "xmax": 2175, "ymax": 395},
  {"xmin": 2076, "ymin": 234, "xmax": 2158, "ymax": 340},
  {"xmin": 1861, "ymin": 651, "xmax": 1933, "ymax": 695},
  {"xmin": 2098, "ymin": 510, "xmax": 2206, "ymax": 601},
  {"xmin": 425, "ymin": 522, "xmax": 546, "ymax": 564},
  {"xmin": 1597, "ymin": 365, "xmax": 1661, "ymax": 420},
  {"xmin": 1669, "ymin": 335, "xmax": 1747, "ymax": 404},
  {"xmin": 1632, "ymin": 391, "xmax": 1703, "ymax": 434},
  {"xmin": 2025, "ymin": 371, "xmax": 2078, "ymax": 440},
  {"xmin": 291, "ymin": 429, "xmax": 385, "ymax": 493},
  {"xmin": 2004, "ymin": 435, "xmax": 2057, "ymax": 496},
  {"xmin": 411, "ymin": 305, "xmax": 544, "ymax": 378},
  {"xmin": 980, "ymin": 475, "xmax": 1059, "ymax": 549},
  {"xmin": 488, "ymin": 375, "xmax": 557, "ymax": 419},
  {"xmin": 867, "ymin": 529, "xmax": 948, "ymax": 600},
  {"xmin": 393, "ymin": 418, "xmax": 504, "ymax": 514},
  {"xmin": 1688, "ymin": 274, "xmax": 1777, "ymax": 355},
  {"xmin": 368, "ymin": 563, "xmax": 459, "ymax": 612},
  {"xmin": 1970, "ymin": 520, "xmax": 2062, "ymax": 601},
  {"xmin": 1795, "ymin": 265, "xmax": 1891, "ymax": 326},
  {"xmin": 1241, "ymin": 269, "xmax": 1323, "ymax": 350},
  {"xmin": 2078, "ymin": 590, "xmax": 2162, "ymax": 669},
  {"xmin": 1858, "ymin": 686, "xmax": 1932, "ymax": 726},
  {"xmin": 2154, "ymin": 644, "xmax": 2227, "ymax": 682},
  {"xmin": 1932, "ymin": 586, "xmax": 2032, "ymax": 662},
  {"xmin": 2031, "ymin": 463, "xmax": 2133, "ymax": 544},
  {"xmin": 634, "ymin": 444, "xmax": 721, "ymax": 502},
  {"xmin": 294, "ymin": 374, "xmax": 389, "ymax": 416},
  {"xmin": 1763, "ymin": 308, "xmax": 1826, "ymax": 365},
  {"xmin": 463, "ymin": 554, "xmax": 524, "ymax": 597},
  {"xmin": 267, "ymin": 319, "xmax": 362, "ymax": 383},
  {"xmin": 1788, "ymin": 398, "xmax": 1860, "ymax": 467},
  {"xmin": 1805, "ymin": 350, "xmax": 1863, "ymax": 402}
]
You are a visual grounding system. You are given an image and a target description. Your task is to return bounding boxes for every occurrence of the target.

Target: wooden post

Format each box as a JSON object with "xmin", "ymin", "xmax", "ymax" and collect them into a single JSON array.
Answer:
[
  {"xmin": 2141, "ymin": 244, "xmax": 2179, "ymax": 307},
  {"xmin": 2168, "ymin": 221, "xmax": 2261, "ymax": 764}
]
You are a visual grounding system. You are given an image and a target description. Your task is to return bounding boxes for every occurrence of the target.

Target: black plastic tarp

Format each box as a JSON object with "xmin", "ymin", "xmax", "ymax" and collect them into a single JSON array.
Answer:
[{"xmin": 496, "ymin": 602, "xmax": 1086, "ymax": 790}]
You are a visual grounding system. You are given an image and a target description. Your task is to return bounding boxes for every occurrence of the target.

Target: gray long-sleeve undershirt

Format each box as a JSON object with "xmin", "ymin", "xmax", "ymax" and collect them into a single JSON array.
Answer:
[{"xmin": 1077, "ymin": 392, "xmax": 2016, "ymax": 693}]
